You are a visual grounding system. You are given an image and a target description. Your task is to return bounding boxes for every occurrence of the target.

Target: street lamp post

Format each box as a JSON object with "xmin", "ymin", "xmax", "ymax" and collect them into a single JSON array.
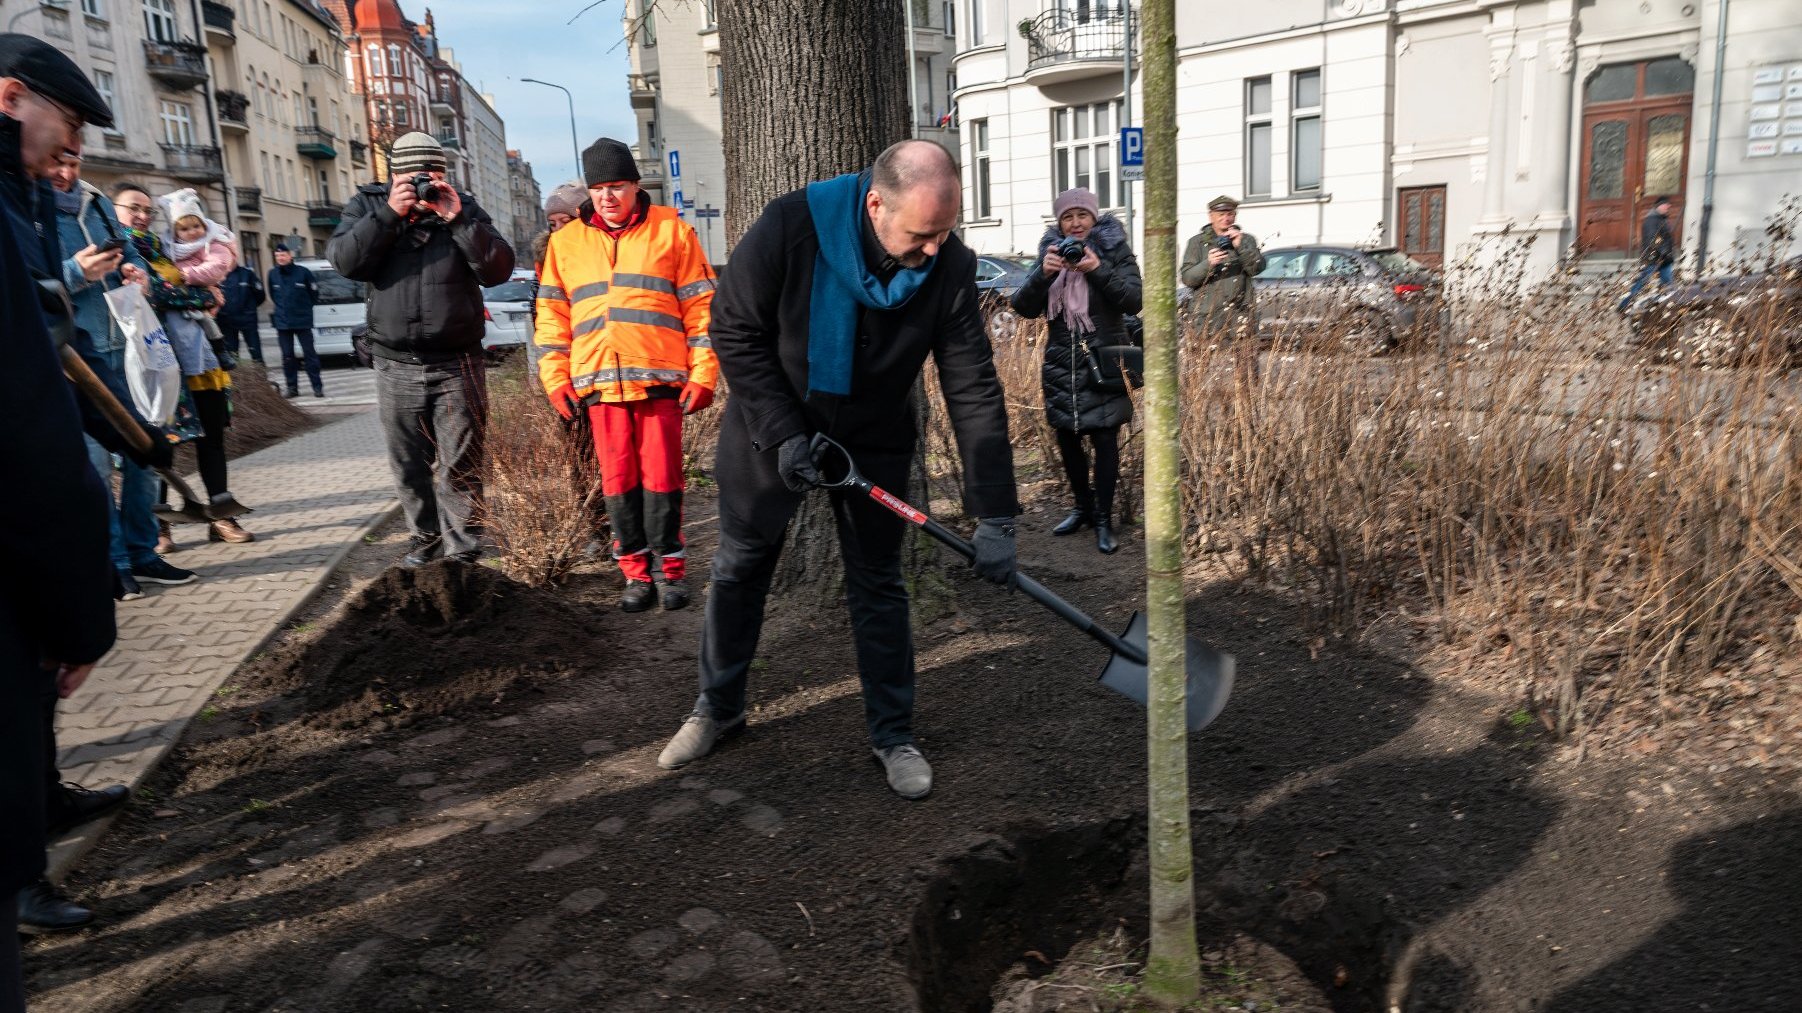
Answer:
[
  {"xmin": 520, "ymin": 77, "xmax": 582, "ymax": 184},
  {"xmin": 8, "ymin": 1, "xmax": 72, "ymax": 32}
]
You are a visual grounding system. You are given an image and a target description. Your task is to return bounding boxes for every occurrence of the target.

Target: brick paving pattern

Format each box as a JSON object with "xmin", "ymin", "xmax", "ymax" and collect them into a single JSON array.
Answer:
[{"xmin": 48, "ymin": 408, "xmax": 397, "ymax": 878}]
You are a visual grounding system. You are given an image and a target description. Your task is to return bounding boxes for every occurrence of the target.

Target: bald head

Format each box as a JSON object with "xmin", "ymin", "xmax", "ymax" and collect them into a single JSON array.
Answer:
[{"xmin": 866, "ymin": 140, "xmax": 961, "ymax": 268}]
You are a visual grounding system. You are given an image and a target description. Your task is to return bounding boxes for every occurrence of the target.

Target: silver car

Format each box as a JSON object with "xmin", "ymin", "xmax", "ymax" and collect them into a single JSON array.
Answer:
[
  {"xmin": 481, "ymin": 273, "xmax": 536, "ymax": 350},
  {"xmin": 293, "ymin": 258, "xmax": 368, "ymax": 357}
]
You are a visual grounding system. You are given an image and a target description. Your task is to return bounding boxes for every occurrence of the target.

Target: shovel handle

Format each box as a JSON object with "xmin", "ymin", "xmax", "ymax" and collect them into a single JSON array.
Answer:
[{"xmin": 851, "ymin": 474, "xmax": 1149, "ymax": 667}]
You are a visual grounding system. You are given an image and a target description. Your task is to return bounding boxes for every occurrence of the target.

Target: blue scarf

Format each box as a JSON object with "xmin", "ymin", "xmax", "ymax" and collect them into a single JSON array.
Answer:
[{"xmin": 803, "ymin": 172, "xmax": 936, "ymax": 397}]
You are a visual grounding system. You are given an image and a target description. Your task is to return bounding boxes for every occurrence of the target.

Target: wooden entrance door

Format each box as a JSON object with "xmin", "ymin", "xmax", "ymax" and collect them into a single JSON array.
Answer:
[
  {"xmin": 1577, "ymin": 57, "xmax": 1695, "ymax": 256},
  {"xmin": 1397, "ymin": 185, "xmax": 1446, "ymax": 268}
]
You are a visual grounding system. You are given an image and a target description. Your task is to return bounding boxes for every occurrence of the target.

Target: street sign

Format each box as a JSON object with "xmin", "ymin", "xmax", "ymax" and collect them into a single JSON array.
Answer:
[
  {"xmin": 1120, "ymin": 127, "xmax": 1144, "ymax": 182},
  {"xmin": 672, "ymin": 188, "xmax": 685, "ymax": 216},
  {"xmin": 682, "ymin": 197, "xmax": 695, "ymax": 209},
  {"xmin": 696, "ymin": 208, "xmax": 721, "ymax": 219},
  {"xmin": 668, "ymin": 150, "xmax": 681, "ymax": 179}
]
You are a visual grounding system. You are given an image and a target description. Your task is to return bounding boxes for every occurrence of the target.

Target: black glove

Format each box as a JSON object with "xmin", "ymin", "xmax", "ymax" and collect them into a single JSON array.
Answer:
[
  {"xmin": 133, "ymin": 427, "xmax": 175, "ymax": 471},
  {"xmin": 776, "ymin": 433, "xmax": 821, "ymax": 493},
  {"xmin": 970, "ymin": 517, "xmax": 1017, "ymax": 586}
]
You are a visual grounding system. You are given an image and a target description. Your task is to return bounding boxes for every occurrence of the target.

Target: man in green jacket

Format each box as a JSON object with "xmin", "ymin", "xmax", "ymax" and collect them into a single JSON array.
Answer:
[{"xmin": 1179, "ymin": 194, "xmax": 1265, "ymax": 337}]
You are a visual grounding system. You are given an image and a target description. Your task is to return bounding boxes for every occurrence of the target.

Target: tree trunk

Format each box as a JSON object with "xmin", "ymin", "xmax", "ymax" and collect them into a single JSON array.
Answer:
[
  {"xmin": 717, "ymin": 0, "xmax": 918, "ymax": 597},
  {"xmin": 1138, "ymin": 0, "xmax": 1203, "ymax": 1004}
]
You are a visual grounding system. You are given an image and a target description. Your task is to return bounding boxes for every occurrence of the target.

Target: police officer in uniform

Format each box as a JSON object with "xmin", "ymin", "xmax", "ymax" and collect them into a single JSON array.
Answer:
[{"xmin": 1179, "ymin": 195, "xmax": 1265, "ymax": 337}]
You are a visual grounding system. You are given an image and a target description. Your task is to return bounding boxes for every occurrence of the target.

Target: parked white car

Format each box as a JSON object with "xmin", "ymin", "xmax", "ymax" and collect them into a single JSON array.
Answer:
[
  {"xmin": 294, "ymin": 258, "xmax": 367, "ymax": 358},
  {"xmin": 482, "ymin": 272, "xmax": 537, "ymax": 350}
]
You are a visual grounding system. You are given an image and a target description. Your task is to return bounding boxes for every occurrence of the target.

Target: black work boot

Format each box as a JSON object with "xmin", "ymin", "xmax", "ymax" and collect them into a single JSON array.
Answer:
[
  {"xmin": 658, "ymin": 579, "xmax": 690, "ymax": 611},
  {"xmin": 17, "ymin": 878, "xmax": 92, "ymax": 934},
  {"xmin": 1051, "ymin": 500, "xmax": 1093, "ymax": 536},
  {"xmin": 621, "ymin": 580, "xmax": 656, "ymax": 613},
  {"xmin": 401, "ymin": 534, "xmax": 442, "ymax": 568}
]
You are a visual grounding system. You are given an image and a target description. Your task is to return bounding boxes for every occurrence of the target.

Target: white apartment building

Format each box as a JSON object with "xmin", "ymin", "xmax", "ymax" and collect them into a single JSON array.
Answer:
[
  {"xmin": 954, "ymin": 0, "xmax": 1802, "ymax": 278},
  {"xmin": 622, "ymin": 0, "xmax": 960, "ymax": 265},
  {"xmin": 462, "ymin": 87, "xmax": 510, "ymax": 224}
]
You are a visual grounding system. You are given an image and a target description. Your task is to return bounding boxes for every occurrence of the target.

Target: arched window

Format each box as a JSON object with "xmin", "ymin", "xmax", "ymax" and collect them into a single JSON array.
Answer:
[{"xmin": 388, "ymin": 44, "xmax": 402, "ymax": 75}]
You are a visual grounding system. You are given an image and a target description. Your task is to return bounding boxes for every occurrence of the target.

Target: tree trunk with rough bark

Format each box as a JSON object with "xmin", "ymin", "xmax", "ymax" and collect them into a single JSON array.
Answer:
[
  {"xmin": 1138, "ymin": 0, "xmax": 1203, "ymax": 1004},
  {"xmin": 717, "ymin": 0, "xmax": 919, "ymax": 596}
]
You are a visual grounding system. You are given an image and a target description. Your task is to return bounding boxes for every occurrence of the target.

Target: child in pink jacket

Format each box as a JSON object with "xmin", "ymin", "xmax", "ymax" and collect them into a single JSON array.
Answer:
[{"xmin": 158, "ymin": 188, "xmax": 238, "ymax": 364}]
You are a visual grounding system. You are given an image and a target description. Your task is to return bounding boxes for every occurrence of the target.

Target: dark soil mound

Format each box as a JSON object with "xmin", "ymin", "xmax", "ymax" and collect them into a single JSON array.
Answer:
[{"xmin": 290, "ymin": 560, "xmax": 579, "ymax": 729}]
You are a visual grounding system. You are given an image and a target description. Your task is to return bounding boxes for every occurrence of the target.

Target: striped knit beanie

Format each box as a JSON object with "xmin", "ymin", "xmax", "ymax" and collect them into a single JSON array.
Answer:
[{"xmin": 389, "ymin": 131, "xmax": 446, "ymax": 175}]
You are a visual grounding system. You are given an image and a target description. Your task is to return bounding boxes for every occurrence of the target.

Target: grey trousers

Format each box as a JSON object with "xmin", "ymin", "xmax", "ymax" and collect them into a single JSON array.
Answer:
[{"xmin": 374, "ymin": 353, "xmax": 488, "ymax": 557}]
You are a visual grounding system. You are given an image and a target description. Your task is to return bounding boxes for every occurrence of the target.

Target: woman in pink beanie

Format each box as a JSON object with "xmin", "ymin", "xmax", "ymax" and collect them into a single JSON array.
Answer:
[{"xmin": 1010, "ymin": 187, "xmax": 1143, "ymax": 554}]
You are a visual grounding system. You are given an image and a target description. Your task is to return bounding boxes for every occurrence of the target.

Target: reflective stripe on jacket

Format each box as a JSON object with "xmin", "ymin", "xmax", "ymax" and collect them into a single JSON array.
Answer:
[{"xmin": 533, "ymin": 204, "xmax": 718, "ymax": 403}]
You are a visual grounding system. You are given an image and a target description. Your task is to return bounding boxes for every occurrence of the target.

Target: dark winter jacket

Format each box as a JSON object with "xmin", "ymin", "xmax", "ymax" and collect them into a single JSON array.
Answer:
[
  {"xmin": 266, "ymin": 262, "xmax": 317, "ymax": 329},
  {"xmin": 711, "ymin": 187, "xmax": 1019, "ymax": 519},
  {"xmin": 1012, "ymin": 214, "xmax": 1142, "ymax": 432},
  {"xmin": 1640, "ymin": 209, "xmax": 1676, "ymax": 266},
  {"xmin": 1, "ymin": 181, "xmax": 118, "ymax": 894},
  {"xmin": 219, "ymin": 264, "xmax": 264, "ymax": 325},
  {"xmin": 325, "ymin": 182, "xmax": 515, "ymax": 363}
]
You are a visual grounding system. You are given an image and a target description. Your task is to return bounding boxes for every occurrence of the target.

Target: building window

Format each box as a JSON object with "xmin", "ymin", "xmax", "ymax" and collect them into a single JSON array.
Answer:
[
  {"xmin": 1052, "ymin": 101, "xmax": 1121, "ymax": 208},
  {"xmin": 971, "ymin": 118, "xmax": 991, "ymax": 219},
  {"xmin": 159, "ymin": 100, "xmax": 194, "ymax": 145},
  {"xmin": 1291, "ymin": 68, "xmax": 1322, "ymax": 192},
  {"xmin": 943, "ymin": 1, "xmax": 955, "ymax": 36},
  {"xmin": 388, "ymin": 43, "xmax": 402, "ymax": 74},
  {"xmin": 638, "ymin": 0, "xmax": 655, "ymax": 46},
  {"xmin": 92, "ymin": 70, "xmax": 120, "ymax": 132},
  {"xmin": 1244, "ymin": 75, "xmax": 1272, "ymax": 198},
  {"xmin": 142, "ymin": 0, "xmax": 176, "ymax": 41},
  {"xmin": 81, "ymin": 0, "xmax": 104, "ymax": 19},
  {"xmin": 259, "ymin": 150, "xmax": 270, "ymax": 189},
  {"xmin": 968, "ymin": 0, "xmax": 985, "ymax": 45},
  {"xmin": 367, "ymin": 45, "xmax": 382, "ymax": 77},
  {"xmin": 702, "ymin": 0, "xmax": 715, "ymax": 29}
]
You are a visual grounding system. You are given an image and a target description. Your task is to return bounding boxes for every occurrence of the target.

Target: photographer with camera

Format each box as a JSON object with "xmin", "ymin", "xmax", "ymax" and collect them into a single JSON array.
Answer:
[
  {"xmin": 1011, "ymin": 187, "xmax": 1142, "ymax": 555},
  {"xmin": 327, "ymin": 132, "xmax": 515, "ymax": 567},
  {"xmin": 1179, "ymin": 194, "xmax": 1265, "ymax": 338}
]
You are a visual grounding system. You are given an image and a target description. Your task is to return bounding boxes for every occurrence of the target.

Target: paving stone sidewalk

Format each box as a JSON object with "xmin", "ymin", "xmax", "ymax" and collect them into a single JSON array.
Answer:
[{"xmin": 49, "ymin": 408, "xmax": 398, "ymax": 878}]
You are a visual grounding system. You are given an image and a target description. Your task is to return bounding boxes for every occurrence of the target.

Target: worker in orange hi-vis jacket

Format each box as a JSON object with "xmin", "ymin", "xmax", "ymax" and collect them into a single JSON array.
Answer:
[{"xmin": 533, "ymin": 137, "xmax": 718, "ymax": 614}]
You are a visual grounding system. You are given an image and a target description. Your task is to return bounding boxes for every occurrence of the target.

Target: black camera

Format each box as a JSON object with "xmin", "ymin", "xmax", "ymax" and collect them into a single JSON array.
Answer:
[
  {"xmin": 1212, "ymin": 233, "xmax": 1235, "ymax": 251},
  {"xmin": 1054, "ymin": 236, "xmax": 1088, "ymax": 264},
  {"xmin": 411, "ymin": 173, "xmax": 441, "ymax": 203}
]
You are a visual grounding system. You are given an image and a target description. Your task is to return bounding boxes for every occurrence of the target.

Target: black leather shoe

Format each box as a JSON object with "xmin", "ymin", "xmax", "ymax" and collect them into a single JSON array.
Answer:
[
  {"xmin": 17, "ymin": 878, "xmax": 92, "ymax": 934},
  {"xmin": 621, "ymin": 581, "xmax": 656, "ymax": 613},
  {"xmin": 1095, "ymin": 520, "xmax": 1119, "ymax": 555},
  {"xmin": 1051, "ymin": 507, "xmax": 1092, "ymax": 536},
  {"xmin": 401, "ymin": 535, "xmax": 442, "ymax": 568},
  {"xmin": 46, "ymin": 782, "xmax": 131, "ymax": 837}
]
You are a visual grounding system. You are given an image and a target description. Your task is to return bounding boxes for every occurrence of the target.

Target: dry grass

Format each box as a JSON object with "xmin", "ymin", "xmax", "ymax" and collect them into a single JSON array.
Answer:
[
  {"xmin": 479, "ymin": 359, "xmax": 600, "ymax": 586},
  {"xmin": 937, "ymin": 226, "xmax": 1800, "ymax": 762}
]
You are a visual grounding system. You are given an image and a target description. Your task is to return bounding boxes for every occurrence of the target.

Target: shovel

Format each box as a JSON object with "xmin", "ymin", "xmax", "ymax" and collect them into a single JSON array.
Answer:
[
  {"xmin": 807, "ymin": 434, "xmax": 1234, "ymax": 732},
  {"xmin": 57, "ymin": 343, "xmax": 211, "ymax": 522}
]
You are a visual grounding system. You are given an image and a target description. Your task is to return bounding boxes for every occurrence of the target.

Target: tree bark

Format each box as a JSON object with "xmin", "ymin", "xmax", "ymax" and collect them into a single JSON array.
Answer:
[
  {"xmin": 1138, "ymin": 0, "xmax": 1203, "ymax": 1003},
  {"xmin": 718, "ymin": 0, "xmax": 919, "ymax": 597}
]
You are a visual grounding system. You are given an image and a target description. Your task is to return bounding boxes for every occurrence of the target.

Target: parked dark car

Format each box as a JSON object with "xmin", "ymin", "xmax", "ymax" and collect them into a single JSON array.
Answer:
[
  {"xmin": 976, "ymin": 254, "xmax": 1036, "ymax": 340},
  {"xmin": 1254, "ymin": 245, "xmax": 1446, "ymax": 353},
  {"xmin": 1626, "ymin": 256, "xmax": 1802, "ymax": 367}
]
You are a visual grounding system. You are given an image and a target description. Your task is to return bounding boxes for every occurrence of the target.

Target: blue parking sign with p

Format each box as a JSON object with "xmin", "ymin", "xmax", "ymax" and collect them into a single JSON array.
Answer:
[{"xmin": 1121, "ymin": 128, "xmax": 1144, "ymax": 166}]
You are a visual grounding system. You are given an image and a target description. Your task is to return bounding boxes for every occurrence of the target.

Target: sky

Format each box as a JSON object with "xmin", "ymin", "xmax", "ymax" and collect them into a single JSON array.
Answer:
[{"xmin": 413, "ymin": 0, "xmax": 640, "ymax": 199}]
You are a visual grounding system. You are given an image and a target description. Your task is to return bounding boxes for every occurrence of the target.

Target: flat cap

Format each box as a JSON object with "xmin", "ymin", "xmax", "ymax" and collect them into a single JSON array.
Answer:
[
  {"xmin": 1207, "ymin": 194, "xmax": 1240, "ymax": 212},
  {"xmin": 0, "ymin": 34, "xmax": 113, "ymax": 129}
]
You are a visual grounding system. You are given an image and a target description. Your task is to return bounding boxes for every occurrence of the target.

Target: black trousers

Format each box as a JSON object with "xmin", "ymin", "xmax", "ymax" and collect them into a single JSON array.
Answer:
[
  {"xmin": 218, "ymin": 319, "xmax": 262, "ymax": 362},
  {"xmin": 1, "ymin": 899, "xmax": 22, "ymax": 1013},
  {"xmin": 1054, "ymin": 425, "xmax": 1121, "ymax": 519},
  {"xmin": 190, "ymin": 387, "xmax": 230, "ymax": 499},
  {"xmin": 277, "ymin": 328, "xmax": 322, "ymax": 395},
  {"xmin": 696, "ymin": 416, "xmax": 916, "ymax": 749}
]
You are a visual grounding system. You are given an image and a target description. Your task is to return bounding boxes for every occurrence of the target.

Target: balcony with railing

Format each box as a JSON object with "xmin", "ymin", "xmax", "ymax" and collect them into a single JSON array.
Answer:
[
  {"xmin": 215, "ymin": 89, "xmax": 249, "ymax": 131},
  {"xmin": 236, "ymin": 186, "xmax": 262, "ymax": 217},
  {"xmin": 143, "ymin": 39, "xmax": 209, "ymax": 91},
  {"xmin": 350, "ymin": 139, "xmax": 368, "ymax": 166},
  {"xmin": 295, "ymin": 126, "xmax": 338, "ymax": 160},
  {"xmin": 435, "ymin": 132, "xmax": 462, "ymax": 150},
  {"xmin": 629, "ymin": 73, "xmax": 658, "ymax": 110},
  {"xmin": 1020, "ymin": 9, "xmax": 1128, "ymax": 86},
  {"xmin": 635, "ymin": 156, "xmax": 664, "ymax": 185},
  {"xmin": 201, "ymin": 0, "xmax": 234, "ymax": 41},
  {"xmin": 307, "ymin": 201, "xmax": 343, "ymax": 227},
  {"xmin": 161, "ymin": 143, "xmax": 223, "ymax": 181}
]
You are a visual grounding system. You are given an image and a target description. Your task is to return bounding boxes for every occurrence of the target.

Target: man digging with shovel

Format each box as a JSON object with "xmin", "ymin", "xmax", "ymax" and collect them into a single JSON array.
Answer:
[{"xmin": 656, "ymin": 140, "xmax": 1018, "ymax": 800}]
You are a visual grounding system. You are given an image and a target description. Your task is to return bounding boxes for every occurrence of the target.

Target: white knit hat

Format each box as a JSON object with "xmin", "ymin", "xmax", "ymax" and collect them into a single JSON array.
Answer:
[{"xmin": 157, "ymin": 187, "xmax": 207, "ymax": 226}]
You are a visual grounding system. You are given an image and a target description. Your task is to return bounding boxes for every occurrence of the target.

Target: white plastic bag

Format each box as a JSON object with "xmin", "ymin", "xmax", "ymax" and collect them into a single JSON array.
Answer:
[{"xmin": 106, "ymin": 284, "xmax": 180, "ymax": 425}]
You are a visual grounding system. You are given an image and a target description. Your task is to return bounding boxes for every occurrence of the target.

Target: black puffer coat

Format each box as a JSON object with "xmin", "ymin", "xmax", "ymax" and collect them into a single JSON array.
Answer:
[{"xmin": 1011, "ymin": 214, "xmax": 1142, "ymax": 433}]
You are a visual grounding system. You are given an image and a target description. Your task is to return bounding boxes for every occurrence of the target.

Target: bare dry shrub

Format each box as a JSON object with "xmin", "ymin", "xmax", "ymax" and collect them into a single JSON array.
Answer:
[{"xmin": 479, "ymin": 359, "xmax": 599, "ymax": 586}]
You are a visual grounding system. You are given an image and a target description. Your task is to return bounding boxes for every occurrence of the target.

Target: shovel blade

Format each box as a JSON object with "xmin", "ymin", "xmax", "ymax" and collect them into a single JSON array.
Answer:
[{"xmin": 1098, "ymin": 611, "xmax": 1235, "ymax": 732}]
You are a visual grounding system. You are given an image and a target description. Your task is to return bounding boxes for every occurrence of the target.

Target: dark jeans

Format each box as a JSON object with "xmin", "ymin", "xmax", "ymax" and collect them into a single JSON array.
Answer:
[
  {"xmin": 1054, "ymin": 425, "xmax": 1121, "ymax": 520},
  {"xmin": 190, "ymin": 387, "xmax": 230, "ymax": 499},
  {"xmin": 696, "ymin": 417, "xmax": 915, "ymax": 749},
  {"xmin": 374, "ymin": 354, "xmax": 488, "ymax": 558},
  {"xmin": 220, "ymin": 319, "xmax": 262, "ymax": 362},
  {"xmin": 278, "ymin": 328, "xmax": 322, "ymax": 394},
  {"xmin": 1619, "ymin": 261, "xmax": 1674, "ymax": 310}
]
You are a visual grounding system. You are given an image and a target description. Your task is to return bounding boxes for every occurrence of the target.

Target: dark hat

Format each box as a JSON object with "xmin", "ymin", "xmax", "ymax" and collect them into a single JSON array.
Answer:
[
  {"xmin": 272, "ymin": 243, "xmax": 289, "ymax": 252},
  {"xmin": 582, "ymin": 137, "xmax": 639, "ymax": 186},
  {"xmin": 0, "ymin": 34, "xmax": 113, "ymax": 129},
  {"xmin": 1207, "ymin": 194, "xmax": 1240, "ymax": 212}
]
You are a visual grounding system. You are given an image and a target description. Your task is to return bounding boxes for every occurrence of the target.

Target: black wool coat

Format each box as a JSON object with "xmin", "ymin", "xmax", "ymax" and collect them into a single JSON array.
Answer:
[
  {"xmin": 710, "ymin": 188, "xmax": 1019, "ymax": 520},
  {"xmin": 1011, "ymin": 214, "xmax": 1143, "ymax": 433}
]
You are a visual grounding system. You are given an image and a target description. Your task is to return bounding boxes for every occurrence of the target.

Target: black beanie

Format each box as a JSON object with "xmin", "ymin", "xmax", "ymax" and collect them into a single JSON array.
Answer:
[{"xmin": 582, "ymin": 138, "xmax": 640, "ymax": 186}]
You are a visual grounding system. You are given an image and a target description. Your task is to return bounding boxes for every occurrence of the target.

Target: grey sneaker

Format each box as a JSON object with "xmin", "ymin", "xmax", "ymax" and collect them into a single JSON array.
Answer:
[
  {"xmin": 872, "ymin": 744, "xmax": 933, "ymax": 799},
  {"xmin": 657, "ymin": 713, "xmax": 744, "ymax": 770}
]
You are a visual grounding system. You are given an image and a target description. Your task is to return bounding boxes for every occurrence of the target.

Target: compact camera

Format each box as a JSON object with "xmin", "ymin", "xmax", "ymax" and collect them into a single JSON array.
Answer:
[
  {"xmin": 1054, "ymin": 235, "xmax": 1088, "ymax": 264},
  {"xmin": 1212, "ymin": 233, "xmax": 1235, "ymax": 252},
  {"xmin": 411, "ymin": 173, "xmax": 442, "ymax": 203}
]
